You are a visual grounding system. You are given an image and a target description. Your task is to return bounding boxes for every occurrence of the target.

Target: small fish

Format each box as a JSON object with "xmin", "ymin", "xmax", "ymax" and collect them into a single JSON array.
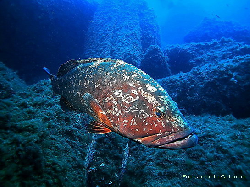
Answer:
[{"xmin": 44, "ymin": 58, "xmax": 198, "ymax": 149}]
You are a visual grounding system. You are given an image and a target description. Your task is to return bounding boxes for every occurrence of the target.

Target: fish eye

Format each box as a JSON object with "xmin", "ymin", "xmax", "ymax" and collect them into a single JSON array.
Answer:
[{"xmin": 155, "ymin": 108, "xmax": 165, "ymax": 119}]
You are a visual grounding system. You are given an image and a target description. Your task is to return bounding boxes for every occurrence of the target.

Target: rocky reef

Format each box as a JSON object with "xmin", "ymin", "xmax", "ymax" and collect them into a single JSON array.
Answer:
[
  {"xmin": 83, "ymin": 0, "xmax": 165, "ymax": 70},
  {"xmin": 184, "ymin": 18, "xmax": 250, "ymax": 44},
  {"xmin": 165, "ymin": 37, "xmax": 250, "ymax": 75},
  {"xmin": 140, "ymin": 45, "xmax": 171, "ymax": 79},
  {"xmin": 0, "ymin": 61, "xmax": 93, "ymax": 186},
  {"xmin": 0, "ymin": 61, "xmax": 249, "ymax": 187},
  {"xmin": 158, "ymin": 54, "xmax": 250, "ymax": 118},
  {"xmin": 160, "ymin": 38, "xmax": 250, "ymax": 118},
  {"xmin": 0, "ymin": 62, "xmax": 26, "ymax": 99}
]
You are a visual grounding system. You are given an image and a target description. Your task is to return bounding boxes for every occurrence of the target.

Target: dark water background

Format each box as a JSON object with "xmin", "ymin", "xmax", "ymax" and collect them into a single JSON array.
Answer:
[{"xmin": 0, "ymin": 0, "xmax": 249, "ymax": 84}]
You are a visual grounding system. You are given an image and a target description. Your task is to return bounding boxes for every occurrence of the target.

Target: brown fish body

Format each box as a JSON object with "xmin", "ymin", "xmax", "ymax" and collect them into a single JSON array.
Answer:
[{"xmin": 48, "ymin": 58, "xmax": 198, "ymax": 149}]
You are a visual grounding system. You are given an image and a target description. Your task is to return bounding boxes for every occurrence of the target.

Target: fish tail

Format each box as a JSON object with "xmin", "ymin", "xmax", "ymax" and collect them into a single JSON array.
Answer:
[{"xmin": 43, "ymin": 67, "xmax": 55, "ymax": 79}]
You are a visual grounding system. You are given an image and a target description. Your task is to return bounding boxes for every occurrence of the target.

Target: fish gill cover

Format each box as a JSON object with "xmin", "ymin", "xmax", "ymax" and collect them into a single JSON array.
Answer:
[{"xmin": 0, "ymin": 0, "xmax": 250, "ymax": 186}]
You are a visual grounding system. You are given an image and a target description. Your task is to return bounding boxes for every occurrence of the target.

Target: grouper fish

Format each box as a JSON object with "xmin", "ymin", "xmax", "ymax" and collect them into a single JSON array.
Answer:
[{"xmin": 44, "ymin": 58, "xmax": 198, "ymax": 149}]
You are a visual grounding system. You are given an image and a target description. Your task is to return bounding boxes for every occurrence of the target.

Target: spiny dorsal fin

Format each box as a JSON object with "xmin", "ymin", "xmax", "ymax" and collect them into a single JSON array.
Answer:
[
  {"xmin": 57, "ymin": 59, "xmax": 81, "ymax": 77},
  {"xmin": 57, "ymin": 58, "xmax": 116, "ymax": 77}
]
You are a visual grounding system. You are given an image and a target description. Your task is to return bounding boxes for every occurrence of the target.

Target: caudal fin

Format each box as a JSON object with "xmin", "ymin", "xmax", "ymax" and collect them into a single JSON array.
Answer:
[{"xmin": 43, "ymin": 67, "xmax": 55, "ymax": 79}]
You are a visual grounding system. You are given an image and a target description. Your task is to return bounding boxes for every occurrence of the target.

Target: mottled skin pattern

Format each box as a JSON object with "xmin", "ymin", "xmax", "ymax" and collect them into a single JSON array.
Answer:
[{"xmin": 50, "ymin": 58, "xmax": 198, "ymax": 149}]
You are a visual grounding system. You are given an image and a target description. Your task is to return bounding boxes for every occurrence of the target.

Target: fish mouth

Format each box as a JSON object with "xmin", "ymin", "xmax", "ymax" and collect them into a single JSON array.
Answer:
[
  {"xmin": 135, "ymin": 128, "xmax": 198, "ymax": 149},
  {"xmin": 157, "ymin": 129, "xmax": 198, "ymax": 149},
  {"xmin": 139, "ymin": 128, "xmax": 198, "ymax": 149}
]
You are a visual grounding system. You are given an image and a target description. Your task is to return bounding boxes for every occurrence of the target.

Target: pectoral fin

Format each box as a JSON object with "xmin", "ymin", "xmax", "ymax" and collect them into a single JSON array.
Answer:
[{"xmin": 82, "ymin": 93, "xmax": 113, "ymax": 133}]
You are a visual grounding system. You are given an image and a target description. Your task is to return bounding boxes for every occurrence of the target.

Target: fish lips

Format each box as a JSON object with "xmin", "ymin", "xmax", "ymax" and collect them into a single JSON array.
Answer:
[{"xmin": 152, "ymin": 129, "xmax": 198, "ymax": 149}]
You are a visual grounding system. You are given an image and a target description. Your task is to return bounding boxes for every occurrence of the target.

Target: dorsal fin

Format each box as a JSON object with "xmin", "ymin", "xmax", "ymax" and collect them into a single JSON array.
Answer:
[
  {"xmin": 57, "ymin": 59, "xmax": 81, "ymax": 77},
  {"xmin": 57, "ymin": 58, "xmax": 116, "ymax": 77}
]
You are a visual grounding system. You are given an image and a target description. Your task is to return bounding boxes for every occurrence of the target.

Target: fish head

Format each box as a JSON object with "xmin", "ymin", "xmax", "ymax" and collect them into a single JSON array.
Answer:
[
  {"xmin": 151, "ymin": 104, "xmax": 197, "ymax": 149},
  {"xmin": 134, "ymin": 84, "xmax": 198, "ymax": 149}
]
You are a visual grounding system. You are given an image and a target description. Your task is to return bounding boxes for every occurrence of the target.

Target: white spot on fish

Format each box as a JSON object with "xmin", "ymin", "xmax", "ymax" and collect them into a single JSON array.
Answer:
[
  {"xmin": 131, "ymin": 118, "xmax": 137, "ymax": 126},
  {"xmin": 114, "ymin": 90, "xmax": 123, "ymax": 97},
  {"xmin": 146, "ymin": 84, "xmax": 157, "ymax": 92},
  {"xmin": 123, "ymin": 95, "xmax": 139, "ymax": 103},
  {"xmin": 131, "ymin": 89, "xmax": 138, "ymax": 95},
  {"xmin": 128, "ymin": 82, "xmax": 136, "ymax": 87},
  {"xmin": 122, "ymin": 74, "xmax": 130, "ymax": 81}
]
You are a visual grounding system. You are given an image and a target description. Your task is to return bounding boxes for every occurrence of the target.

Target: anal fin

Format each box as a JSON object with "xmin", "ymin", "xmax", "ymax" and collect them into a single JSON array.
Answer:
[{"xmin": 87, "ymin": 121, "xmax": 112, "ymax": 134}]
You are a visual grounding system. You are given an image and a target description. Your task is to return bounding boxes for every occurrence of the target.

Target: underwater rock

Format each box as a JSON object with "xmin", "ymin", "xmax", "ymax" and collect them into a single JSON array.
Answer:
[
  {"xmin": 184, "ymin": 18, "xmax": 250, "ymax": 44},
  {"xmin": 140, "ymin": 45, "xmax": 171, "ymax": 79},
  {"xmin": 164, "ymin": 38, "xmax": 250, "ymax": 75},
  {"xmin": 83, "ymin": 0, "xmax": 160, "ymax": 67},
  {"xmin": 164, "ymin": 45, "xmax": 195, "ymax": 75},
  {"xmin": 157, "ymin": 55, "xmax": 250, "ymax": 118},
  {"xmin": 0, "ymin": 61, "xmax": 92, "ymax": 186},
  {"xmin": 0, "ymin": 61, "xmax": 26, "ymax": 99}
]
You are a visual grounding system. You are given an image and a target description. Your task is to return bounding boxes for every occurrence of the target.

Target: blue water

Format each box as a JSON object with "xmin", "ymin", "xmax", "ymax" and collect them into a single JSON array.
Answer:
[
  {"xmin": 146, "ymin": 0, "xmax": 250, "ymax": 45},
  {"xmin": 0, "ymin": 0, "xmax": 249, "ymax": 83},
  {"xmin": 0, "ymin": 0, "xmax": 250, "ymax": 186}
]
